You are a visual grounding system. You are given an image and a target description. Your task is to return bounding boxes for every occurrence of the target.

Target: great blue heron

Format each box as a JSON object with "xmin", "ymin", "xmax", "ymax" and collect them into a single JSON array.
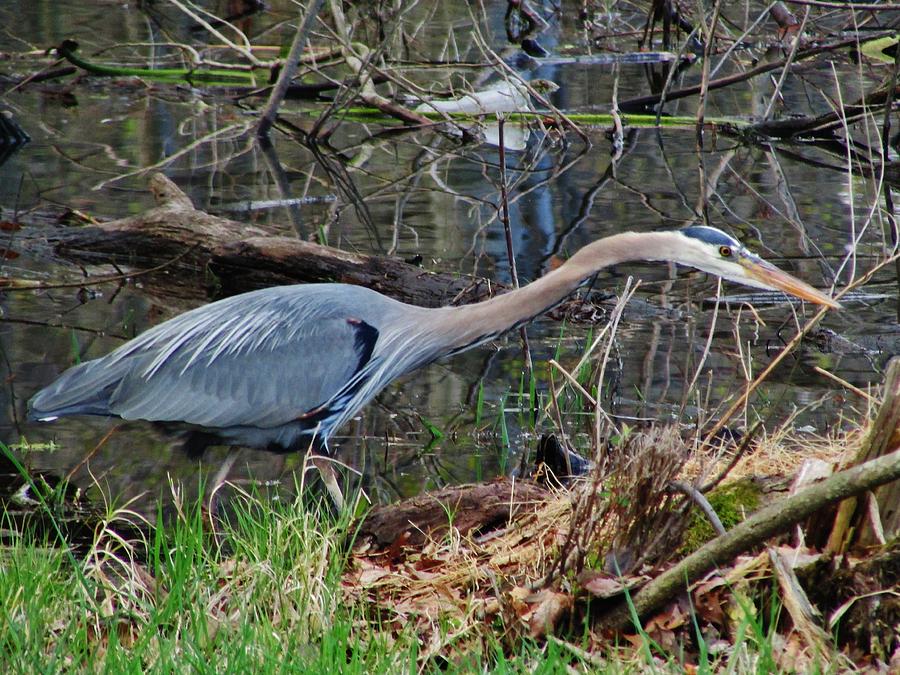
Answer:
[{"xmin": 28, "ymin": 227, "xmax": 838, "ymax": 501}]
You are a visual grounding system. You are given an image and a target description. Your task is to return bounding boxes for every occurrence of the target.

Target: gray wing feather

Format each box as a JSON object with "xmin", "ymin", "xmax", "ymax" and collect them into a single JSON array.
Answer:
[{"xmin": 29, "ymin": 285, "xmax": 388, "ymax": 429}]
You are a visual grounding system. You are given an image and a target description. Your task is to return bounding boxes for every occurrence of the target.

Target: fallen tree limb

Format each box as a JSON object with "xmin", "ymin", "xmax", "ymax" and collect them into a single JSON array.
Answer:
[
  {"xmin": 597, "ymin": 446, "xmax": 900, "ymax": 630},
  {"xmin": 21, "ymin": 173, "xmax": 493, "ymax": 307},
  {"xmin": 19, "ymin": 173, "xmax": 610, "ymax": 321},
  {"xmin": 355, "ymin": 478, "xmax": 550, "ymax": 548}
]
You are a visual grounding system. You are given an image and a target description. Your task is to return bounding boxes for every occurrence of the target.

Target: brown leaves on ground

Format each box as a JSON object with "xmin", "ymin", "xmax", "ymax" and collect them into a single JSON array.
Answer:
[
  {"xmin": 344, "ymin": 490, "xmax": 572, "ymax": 646},
  {"xmin": 342, "ymin": 424, "xmax": 900, "ymax": 670}
]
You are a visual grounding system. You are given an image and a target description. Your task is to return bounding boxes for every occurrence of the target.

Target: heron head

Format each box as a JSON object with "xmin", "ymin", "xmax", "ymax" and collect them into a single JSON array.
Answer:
[{"xmin": 675, "ymin": 226, "xmax": 840, "ymax": 308}]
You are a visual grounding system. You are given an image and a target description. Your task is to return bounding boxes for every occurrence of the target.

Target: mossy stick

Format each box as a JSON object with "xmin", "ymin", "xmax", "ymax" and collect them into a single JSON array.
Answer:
[{"xmin": 599, "ymin": 446, "xmax": 900, "ymax": 630}]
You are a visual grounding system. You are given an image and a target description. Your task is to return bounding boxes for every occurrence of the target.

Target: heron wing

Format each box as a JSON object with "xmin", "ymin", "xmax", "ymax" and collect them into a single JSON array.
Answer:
[{"xmin": 29, "ymin": 286, "xmax": 384, "ymax": 430}]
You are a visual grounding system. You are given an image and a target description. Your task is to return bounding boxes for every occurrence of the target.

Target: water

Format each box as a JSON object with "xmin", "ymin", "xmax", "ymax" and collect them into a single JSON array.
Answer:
[{"xmin": 1, "ymin": 0, "xmax": 896, "ymax": 515}]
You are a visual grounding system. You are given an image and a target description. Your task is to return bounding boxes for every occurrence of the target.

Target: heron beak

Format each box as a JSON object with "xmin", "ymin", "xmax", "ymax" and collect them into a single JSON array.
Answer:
[{"xmin": 740, "ymin": 256, "xmax": 841, "ymax": 309}]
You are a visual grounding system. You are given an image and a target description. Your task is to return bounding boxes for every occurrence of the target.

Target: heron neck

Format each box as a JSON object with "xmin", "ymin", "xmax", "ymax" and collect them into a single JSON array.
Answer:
[{"xmin": 440, "ymin": 231, "xmax": 674, "ymax": 350}]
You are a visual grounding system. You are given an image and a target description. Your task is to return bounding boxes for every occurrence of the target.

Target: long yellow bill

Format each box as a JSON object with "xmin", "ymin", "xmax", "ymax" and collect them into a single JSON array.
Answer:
[{"xmin": 741, "ymin": 257, "xmax": 841, "ymax": 309}]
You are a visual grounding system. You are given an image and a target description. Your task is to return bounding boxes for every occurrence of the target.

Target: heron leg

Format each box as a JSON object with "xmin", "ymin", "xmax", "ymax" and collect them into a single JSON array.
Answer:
[
  {"xmin": 208, "ymin": 446, "xmax": 241, "ymax": 518},
  {"xmin": 305, "ymin": 436, "xmax": 345, "ymax": 510},
  {"xmin": 310, "ymin": 452, "xmax": 344, "ymax": 511}
]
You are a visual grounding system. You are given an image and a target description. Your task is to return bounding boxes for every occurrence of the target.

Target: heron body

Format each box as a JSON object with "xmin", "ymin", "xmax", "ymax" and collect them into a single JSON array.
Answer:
[{"xmin": 28, "ymin": 228, "xmax": 838, "ymax": 454}]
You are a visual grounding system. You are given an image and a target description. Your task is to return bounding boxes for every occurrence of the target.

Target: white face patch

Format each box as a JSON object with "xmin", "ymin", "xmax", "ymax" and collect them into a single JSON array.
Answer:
[{"xmin": 671, "ymin": 228, "xmax": 776, "ymax": 291}]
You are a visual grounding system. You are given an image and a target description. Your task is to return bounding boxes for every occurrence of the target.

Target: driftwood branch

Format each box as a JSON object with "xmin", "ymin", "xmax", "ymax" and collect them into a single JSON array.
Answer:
[
  {"xmin": 21, "ymin": 174, "xmax": 608, "ymax": 321},
  {"xmin": 827, "ymin": 357, "xmax": 900, "ymax": 551},
  {"xmin": 598, "ymin": 447, "xmax": 900, "ymax": 630},
  {"xmin": 355, "ymin": 478, "xmax": 550, "ymax": 547}
]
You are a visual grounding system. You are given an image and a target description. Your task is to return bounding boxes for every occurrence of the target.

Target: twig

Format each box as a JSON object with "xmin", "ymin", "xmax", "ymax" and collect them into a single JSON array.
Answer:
[
  {"xmin": 167, "ymin": 0, "xmax": 263, "ymax": 66},
  {"xmin": 497, "ymin": 117, "xmax": 534, "ymax": 380},
  {"xmin": 680, "ymin": 279, "xmax": 722, "ymax": 415},
  {"xmin": 325, "ymin": 0, "xmax": 433, "ymax": 129},
  {"xmin": 599, "ymin": 446, "xmax": 900, "ymax": 630},
  {"xmin": 1, "ymin": 244, "xmax": 201, "ymax": 292},
  {"xmin": 702, "ymin": 251, "xmax": 899, "ymax": 447},
  {"xmin": 762, "ymin": 6, "xmax": 810, "ymax": 120},
  {"xmin": 594, "ymin": 278, "xmax": 638, "ymax": 444},
  {"xmin": 257, "ymin": 0, "xmax": 326, "ymax": 138},
  {"xmin": 654, "ymin": 25, "xmax": 700, "ymax": 126},
  {"xmin": 92, "ymin": 123, "xmax": 251, "ymax": 191},
  {"xmin": 669, "ymin": 480, "xmax": 726, "ymax": 535},
  {"xmin": 548, "ymin": 359, "xmax": 598, "ymax": 408},
  {"xmin": 695, "ymin": 0, "xmax": 723, "ymax": 136},
  {"xmin": 699, "ymin": 421, "xmax": 763, "ymax": 493},
  {"xmin": 65, "ymin": 425, "xmax": 121, "ymax": 482},
  {"xmin": 813, "ymin": 366, "xmax": 875, "ymax": 402},
  {"xmin": 709, "ymin": 4, "xmax": 777, "ymax": 80},
  {"xmin": 3, "ymin": 57, "xmax": 69, "ymax": 94}
]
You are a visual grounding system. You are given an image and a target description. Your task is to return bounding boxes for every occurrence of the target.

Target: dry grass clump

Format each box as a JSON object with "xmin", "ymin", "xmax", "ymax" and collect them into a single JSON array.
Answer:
[
  {"xmin": 342, "ymin": 417, "xmax": 870, "ymax": 666},
  {"xmin": 343, "ymin": 426, "xmax": 701, "ymax": 657}
]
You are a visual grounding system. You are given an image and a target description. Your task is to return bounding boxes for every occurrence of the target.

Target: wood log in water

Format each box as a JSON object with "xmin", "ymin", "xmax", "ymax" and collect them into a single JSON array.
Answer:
[
  {"xmin": 23, "ymin": 173, "xmax": 492, "ymax": 307},
  {"xmin": 20, "ymin": 173, "xmax": 614, "ymax": 321}
]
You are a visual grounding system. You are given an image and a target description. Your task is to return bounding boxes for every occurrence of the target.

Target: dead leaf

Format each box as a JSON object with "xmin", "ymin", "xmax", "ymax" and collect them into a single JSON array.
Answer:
[
  {"xmin": 353, "ymin": 558, "xmax": 393, "ymax": 586},
  {"xmin": 693, "ymin": 586, "xmax": 728, "ymax": 626},
  {"xmin": 527, "ymin": 590, "xmax": 572, "ymax": 639},
  {"xmin": 384, "ymin": 530, "xmax": 412, "ymax": 563},
  {"xmin": 579, "ymin": 570, "xmax": 644, "ymax": 599},
  {"xmin": 645, "ymin": 603, "xmax": 687, "ymax": 632},
  {"xmin": 413, "ymin": 556, "xmax": 444, "ymax": 572}
]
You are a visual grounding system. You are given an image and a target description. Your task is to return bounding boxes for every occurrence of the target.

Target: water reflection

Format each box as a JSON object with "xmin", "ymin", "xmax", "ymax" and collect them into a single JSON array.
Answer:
[{"xmin": 0, "ymin": 0, "xmax": 897, "ymax": 518}]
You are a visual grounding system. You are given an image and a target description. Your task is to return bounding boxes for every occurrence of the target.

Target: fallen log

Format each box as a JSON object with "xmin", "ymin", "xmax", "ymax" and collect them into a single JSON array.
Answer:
[
  {"xmin": 20, "ymin": 173, "xmax": 499, "ymax": 307},
  {"xmin": 355, "ymin": 478, "xmax": 551, "ymax": 548},
  {"xmin": 19, "ymin": 173, "xmax": 611, "ymax": 321}
]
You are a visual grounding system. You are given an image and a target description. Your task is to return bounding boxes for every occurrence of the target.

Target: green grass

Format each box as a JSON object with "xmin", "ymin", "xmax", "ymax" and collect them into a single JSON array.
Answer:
[
  {"xmin": 0, "ymin": 475, "xmax": 411, "ymax": 672},
  {"xmin": 0, "ymin": 482, "xmax": 582, "ymax": 673},
  {"xmin": 0, "ymin": 453, "xmax": 840, "ymax": 673}
]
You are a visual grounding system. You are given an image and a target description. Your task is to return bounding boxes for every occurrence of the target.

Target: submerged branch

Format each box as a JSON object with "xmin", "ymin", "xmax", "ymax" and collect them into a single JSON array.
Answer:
[{"xmin": 54, "ymin": 40, "xmax": 260, "ymax": 85}]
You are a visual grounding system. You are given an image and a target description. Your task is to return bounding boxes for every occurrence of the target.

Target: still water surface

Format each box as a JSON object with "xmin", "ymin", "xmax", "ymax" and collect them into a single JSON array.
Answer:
[{"xmin": 0, "ymin": 1, "xmax": 896, "ymax": 514}]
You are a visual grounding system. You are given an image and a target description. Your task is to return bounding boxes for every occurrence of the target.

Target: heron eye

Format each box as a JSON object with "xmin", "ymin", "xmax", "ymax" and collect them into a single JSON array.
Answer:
[{"xmin": 719, "ymin": 245, "xmax": 733, "ymax": 258}]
